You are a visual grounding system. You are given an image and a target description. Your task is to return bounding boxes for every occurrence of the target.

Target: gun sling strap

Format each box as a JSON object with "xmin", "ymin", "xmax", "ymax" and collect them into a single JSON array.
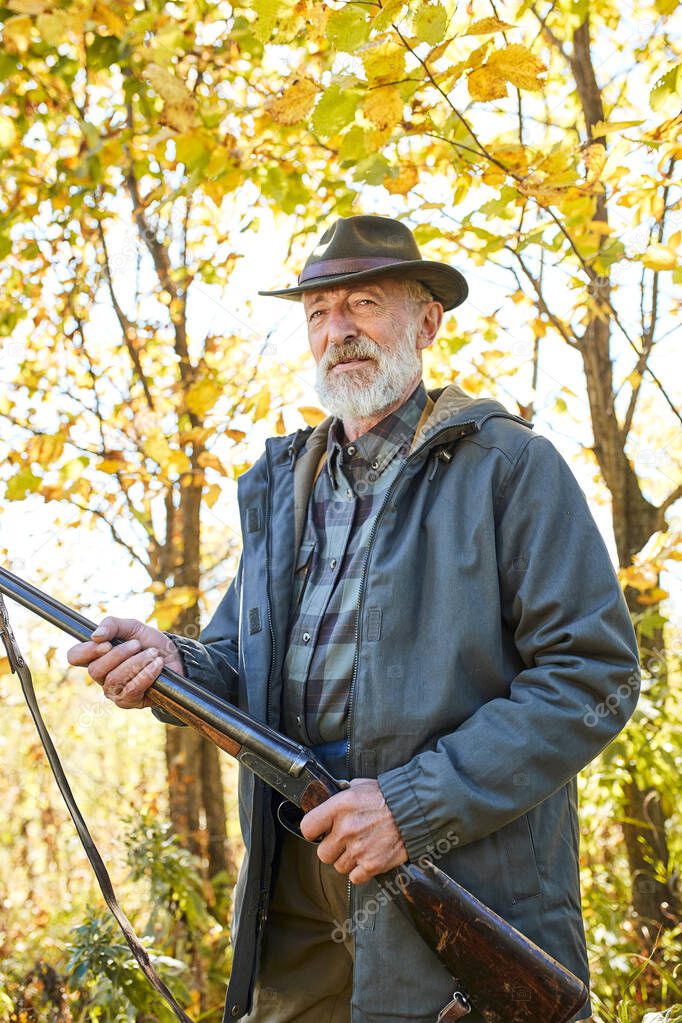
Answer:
[{"xmin": 0, "ymin": 594, "xmax": 195, "ymax": 1023}]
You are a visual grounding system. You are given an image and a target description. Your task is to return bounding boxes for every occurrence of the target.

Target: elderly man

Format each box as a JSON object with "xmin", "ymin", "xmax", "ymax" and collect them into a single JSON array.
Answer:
[{"xmin": 68, "ymin": 215, "xmax": 639, "ymax": 1023}]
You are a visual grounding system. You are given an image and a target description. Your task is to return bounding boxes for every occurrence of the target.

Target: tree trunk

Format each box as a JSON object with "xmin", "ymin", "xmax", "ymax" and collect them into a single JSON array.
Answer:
[
  {"xmin": 163, "ymin": 470, "xmax": 229, "ymax": 878},
  {"xmin": 571, "ymin": 15, "xmax": 676, "ymax": 935}
]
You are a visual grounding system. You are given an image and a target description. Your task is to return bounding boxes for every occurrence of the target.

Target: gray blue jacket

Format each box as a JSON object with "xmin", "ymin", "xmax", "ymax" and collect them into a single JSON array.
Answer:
[{"xmin": 165, "ymin": 383, "xmax": 640, "ymax": 1023}]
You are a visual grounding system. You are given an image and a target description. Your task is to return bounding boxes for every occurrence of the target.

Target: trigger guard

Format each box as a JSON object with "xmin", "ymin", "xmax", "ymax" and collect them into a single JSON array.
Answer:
[{"xmin": 277, "ymin": 800, "xmax": 322, "ymax": 843}]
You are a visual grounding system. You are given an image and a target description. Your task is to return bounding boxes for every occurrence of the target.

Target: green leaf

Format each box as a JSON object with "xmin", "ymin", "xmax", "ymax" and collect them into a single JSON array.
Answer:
[
  {"xmin": 326, "ymin": 5, "xmax": 372, "ymax": 52},
  {"xmin": 338, "ymin": 124, "xmax": 370, "ymax": 162},
  {"xmin": 413, "ymin": 3, "xmax": 448, "ymax": 46},
  {"xmin": 251, "ymin": 0, "xmax": 283, "ymax": 42},
  {"xmin": 5, "ymin": 468, "xmax": 42, "ymax": 501},
  {"xmin": 650, "ymin": 64, "xmax": 682, "ymax": 113},
  {"xmin": 352, "ymin": 153, "xmax": 391, "ymax": 185},
  {"xmin": 312, "ymin": 85, "xmax": 360, "ymax": 137}
]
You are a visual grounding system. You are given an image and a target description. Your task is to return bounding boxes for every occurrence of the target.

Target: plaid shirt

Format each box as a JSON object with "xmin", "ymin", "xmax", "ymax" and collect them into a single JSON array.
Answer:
[{"xmin": 281, "ymin": 380, "xmax": 428, "ymax": 756}]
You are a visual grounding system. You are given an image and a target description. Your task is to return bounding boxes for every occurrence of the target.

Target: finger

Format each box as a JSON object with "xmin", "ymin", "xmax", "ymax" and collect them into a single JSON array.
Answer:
[
  {"xmin": 67, "ymin": 640, "xmax": 113, "ymax": 666},
  {"xmin": 300, "ymin": 791, "xmax": 348, "ymax": 842},
  {"xmin": 317, "ymin": 833, "xmax": 346, "ymax": 865},
  {"xmin": 90, "ymin": 616, "xmax": 140, "ymax": 642},
  {"xmin": 101, "ymin": 646, "xmax": 159, "ymax": 693},
  {"xmin": 89, "ymin": 639, "xmax": 143, "ymax": 683},
  {"xmin": 111, "ymin": 655, "xmax": 164, "ymax": 709},
  {"xmin": 348, "ymin": 863, "xmax": 372, "ymax": 885},
  {"xmin": 331, "ymin": 848, "xmax": 356, "ymax": 875}
]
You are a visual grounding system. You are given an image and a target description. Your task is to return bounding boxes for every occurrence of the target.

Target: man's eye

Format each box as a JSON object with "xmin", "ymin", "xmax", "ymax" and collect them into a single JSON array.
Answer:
[{"xmin": 308, "ymin": 309, "xmax": 324, "ymax": 321}]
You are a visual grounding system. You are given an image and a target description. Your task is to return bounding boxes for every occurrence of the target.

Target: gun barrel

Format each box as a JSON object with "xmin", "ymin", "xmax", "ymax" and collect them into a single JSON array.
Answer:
[{"xmin": 0, "ymin": 566, "xmax": 310, "ymax": 780}]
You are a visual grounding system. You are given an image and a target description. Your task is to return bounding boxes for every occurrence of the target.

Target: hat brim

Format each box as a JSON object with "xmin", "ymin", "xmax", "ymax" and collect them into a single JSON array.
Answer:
[{"xmin": 258, "ymin": 260, "xmax": 468, "ymax": 312}]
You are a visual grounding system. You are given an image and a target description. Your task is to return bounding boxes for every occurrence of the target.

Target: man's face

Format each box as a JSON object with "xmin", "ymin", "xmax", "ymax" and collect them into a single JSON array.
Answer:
[{"xmin": 303, "ymin": 278, "xmax": 430, "ymax": 420}]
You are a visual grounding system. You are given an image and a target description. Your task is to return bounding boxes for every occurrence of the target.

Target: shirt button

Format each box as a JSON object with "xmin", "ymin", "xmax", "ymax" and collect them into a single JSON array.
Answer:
[
  {"xmin": 296, "ymin": 714, "xmax": 302, "ymax": 726},
  {"xmin": 302, "ymin": 631, "xmax": 311, "ymax": 643},
  {"xmin": 347, "ymin": 444, "xmax": 356, "ymax": 456},
  {"xmin": 330, "ymin": 558, "xmax": 337, "ymax": 570},
  {"xmin": 371, "ymin": 459, "xmax": 379, "ymax": 470},
  {"xmin": 346, "ymin": 487, "xmax": 352, "ymax": 499}
]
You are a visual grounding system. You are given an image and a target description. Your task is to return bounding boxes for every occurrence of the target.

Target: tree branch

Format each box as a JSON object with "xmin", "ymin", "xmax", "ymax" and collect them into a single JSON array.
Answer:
[
  {"xmin": 95, "ymin": 218, "xmax": 156, "ymax": 411},
  {"xmin": 659, "ymin": 484, "xmax": 682, "ymax": 517}
]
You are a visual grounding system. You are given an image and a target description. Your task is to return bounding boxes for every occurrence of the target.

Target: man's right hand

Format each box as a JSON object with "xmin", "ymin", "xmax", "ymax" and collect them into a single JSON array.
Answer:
[{"xmin": 66, "ymin": 617, "xmax": 185, "ymax": 710}]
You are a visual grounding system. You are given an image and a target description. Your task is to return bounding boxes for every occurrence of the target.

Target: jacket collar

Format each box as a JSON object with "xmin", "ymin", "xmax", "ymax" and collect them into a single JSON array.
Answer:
[{"xmin": 289, "ymin": 383, "xmax": 532, "ymax": 551}]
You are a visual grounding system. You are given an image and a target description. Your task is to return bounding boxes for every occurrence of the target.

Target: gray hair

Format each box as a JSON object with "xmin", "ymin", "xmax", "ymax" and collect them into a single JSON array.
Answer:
[{"xmin": 401, "ymin": 279, "xmax": 434, "ymax": 305}]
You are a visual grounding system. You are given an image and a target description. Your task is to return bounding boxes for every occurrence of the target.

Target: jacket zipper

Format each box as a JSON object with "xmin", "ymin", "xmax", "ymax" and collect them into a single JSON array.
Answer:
[
  {"xmin": 264, "ymin": 442, "xmax": 277, "ymax": 728},
  {"xmin": 343, "ymin": 419, "xmax": 480, "ymax": 917}
]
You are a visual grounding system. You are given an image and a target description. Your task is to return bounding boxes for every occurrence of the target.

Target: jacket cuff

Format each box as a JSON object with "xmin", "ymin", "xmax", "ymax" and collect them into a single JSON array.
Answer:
[
  {"xmin": 378, "ymin": 763, "xmax": 439, "ymax": 863},
  {"xmin": 150, "ymin": 633, "xmax": 237, "ymax": 726}
]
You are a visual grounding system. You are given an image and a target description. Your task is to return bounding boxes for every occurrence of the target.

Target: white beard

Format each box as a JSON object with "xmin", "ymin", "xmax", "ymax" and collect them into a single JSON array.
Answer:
[{"xmin": 315, "ymin": 321, "xmax": 421, "ymax": 420}]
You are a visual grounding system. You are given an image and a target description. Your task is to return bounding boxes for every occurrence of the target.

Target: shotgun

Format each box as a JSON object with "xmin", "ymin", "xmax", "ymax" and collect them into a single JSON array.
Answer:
[{"xmin": 0, "ymin": 565, "xmax": 589, "ymax": 1023}]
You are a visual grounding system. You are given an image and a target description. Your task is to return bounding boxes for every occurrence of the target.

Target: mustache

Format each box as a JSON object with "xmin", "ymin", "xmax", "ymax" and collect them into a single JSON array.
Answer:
[{"xmin": 322, "ymin": 337, "xmax": 381, "ymax": 371}]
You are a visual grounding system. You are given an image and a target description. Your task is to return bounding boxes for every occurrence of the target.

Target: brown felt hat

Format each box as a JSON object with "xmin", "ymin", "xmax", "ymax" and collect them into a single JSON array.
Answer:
[{"xmin": 258, "ymin": 215, "xmax": 468, "ymax": 311}]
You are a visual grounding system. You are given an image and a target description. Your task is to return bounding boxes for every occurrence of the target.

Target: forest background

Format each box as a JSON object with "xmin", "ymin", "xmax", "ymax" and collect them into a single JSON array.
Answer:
[{"xmin": 0, "ymin": 0, "xmax": 680, "ymax": 1020}]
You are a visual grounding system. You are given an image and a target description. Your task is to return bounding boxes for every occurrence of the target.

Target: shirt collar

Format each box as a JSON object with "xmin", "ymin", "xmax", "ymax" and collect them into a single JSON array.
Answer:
[{"xmin": 326, "ymin": 380, "xmax": 428, "ymax": 489}]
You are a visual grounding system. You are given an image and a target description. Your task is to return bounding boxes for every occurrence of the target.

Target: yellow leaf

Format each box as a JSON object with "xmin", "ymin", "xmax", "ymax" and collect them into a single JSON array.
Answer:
[
  {"xmin": 581, "ymin": 219, "xmax": 614, "ymax": 235},
  {"xmin": 488, "ymin": 143, "xmax": 528, "ymax": 174},
  {"xmin": 0, "ymin": 656, "xmax": 11, "ymax": 676},
  {"xmin": 582, "ymin": 143, "xmax": 606, "ymax": 184},
  {"xmin": 468, "ymin": 66, "xmax": 507, "ymax": 101},
  {"xmin": 36, "ymin": 11, "xmax": 74, "ymax": 45},
  {"xmin": 186, "ymin": 378, "xmax": 222, "ymax": 416},
  {"xmin": 152, "ymin": 587, "xmax": 199, "ymax": 630},
  {"xmin": 637, "ymin": 587, "xmax": 669, "ymax": 605},
  {"xmin": 27, "ymin": 434, "xmax": 65, "ymax": 466},
  {"xmin": 2, "ymin": 15, "xmax": 33, "ymax": 53},
  {"xmin": 591, "ymin": 119, "xmax": 645, "ymax": 135},
  {"xmin": 275, "ymin": 411, "xmax": 287, "ymax": 435},
  {"xmin": 269, "ymin": 78, "xmax": 318, "ymax": 126},
  {"xmin": 142, "ymin": 63, "xmax": 196, "ymax": 133},
  {"xmin": 7, "ymin": 0, "xmax": 50, "ymax": 13},
  {"xmin": 204, "ymin": 483, "xmax": 221, "ymax": 508},
  {"xmin": 426, "ymin": 36, "xmax": 454, "ymax": 64},
  {"xmin": 363, "ymin": 86, "xmax": 403, "ymax": 131},
  {"xmin": 298, "ymin": 405, "xmax": 327, "ymax": 426},
  {"xmin": 0, "ymin": 116, "xmax": 17, "ymax": 148},
  {"xmin": 92, "ymin": 0, "xmax": 127, "ymax": 37},
  {"xmin": 363, "ymin": 42, "xmax": 406, "ymax": 84},
  {"xmin": 486, "ymin": 44, "xmax": 546, "ymax": 90},
  {"xmin": 97, "ymin": 455, "xmax": 128, "ymax": 473},
  {"xmin": 226, "ymin": 428, "xmax": 246, "ymax": 442},
  {"xmin": 384, "ymin": 163, "xmax": 419, "ymax": 194},
  {"xmin": 253, "ymin": 386, "xmax": 271, "ymax": 421},
  {"xmin": 413, "ymin": 2, "xmax": 447, "ymax": 46},
  {"xmin": 641, "ymin": 243, "xmax": 677, "ymax": 270},
  {"xmin": 462, "ymin": 17, "xmax": 514, "ymax": 35},
  {"xmin": 197, "ymin": 451, "xmax": 229, "ymax": 475}
]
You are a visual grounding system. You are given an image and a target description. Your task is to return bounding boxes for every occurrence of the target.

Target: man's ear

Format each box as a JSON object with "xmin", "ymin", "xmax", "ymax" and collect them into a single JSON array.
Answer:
[{"xmin": 416, "ymin": 301, "xmax": 444, "ymax": 350}]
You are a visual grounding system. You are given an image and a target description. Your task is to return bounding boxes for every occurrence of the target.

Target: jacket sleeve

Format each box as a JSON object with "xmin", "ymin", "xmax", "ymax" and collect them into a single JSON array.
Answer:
[
  {"xmin": 378, "ymin": 433, "xmax": 641, "ymax": 862},
  {"xmin": 151, "ymin": 557, "xmax": 242, "ymax": 725}
]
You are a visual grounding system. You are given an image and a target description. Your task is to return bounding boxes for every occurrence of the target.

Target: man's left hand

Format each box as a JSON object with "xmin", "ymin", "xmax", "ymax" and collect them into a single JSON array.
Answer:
[{"xmin": 299, "ymin": 778, "xmax": 408, "ymax": 884}]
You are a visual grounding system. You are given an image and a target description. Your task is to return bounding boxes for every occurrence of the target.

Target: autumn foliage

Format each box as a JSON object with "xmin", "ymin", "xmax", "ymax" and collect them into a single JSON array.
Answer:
[{"xmin": 0, "ymin": 0, "xmax": 680, "ymax": 1020}]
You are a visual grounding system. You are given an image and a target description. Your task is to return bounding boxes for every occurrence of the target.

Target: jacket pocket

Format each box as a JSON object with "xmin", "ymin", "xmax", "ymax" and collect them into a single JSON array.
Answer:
[{"xmin": 503, "ymin": 812, "xmax": 542, "ymax": 904}]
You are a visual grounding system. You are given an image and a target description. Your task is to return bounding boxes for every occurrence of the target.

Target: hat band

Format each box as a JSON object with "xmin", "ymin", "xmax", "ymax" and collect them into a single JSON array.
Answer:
[{"xmin": 298, "ymin": 256, "xmax": 405, "ymax": 284}]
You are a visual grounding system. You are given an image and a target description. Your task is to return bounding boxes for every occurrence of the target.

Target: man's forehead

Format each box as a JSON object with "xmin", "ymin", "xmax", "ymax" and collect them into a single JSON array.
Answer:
[{"xmin": 302, "ymin": 278, "xmax": 401, "ymax": 307}]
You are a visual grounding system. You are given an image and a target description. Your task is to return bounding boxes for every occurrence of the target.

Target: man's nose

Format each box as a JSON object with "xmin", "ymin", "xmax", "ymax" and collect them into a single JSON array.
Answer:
[{"xmin": 326, "ymin": 306, "xmax": 359, "ymax": 345}]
